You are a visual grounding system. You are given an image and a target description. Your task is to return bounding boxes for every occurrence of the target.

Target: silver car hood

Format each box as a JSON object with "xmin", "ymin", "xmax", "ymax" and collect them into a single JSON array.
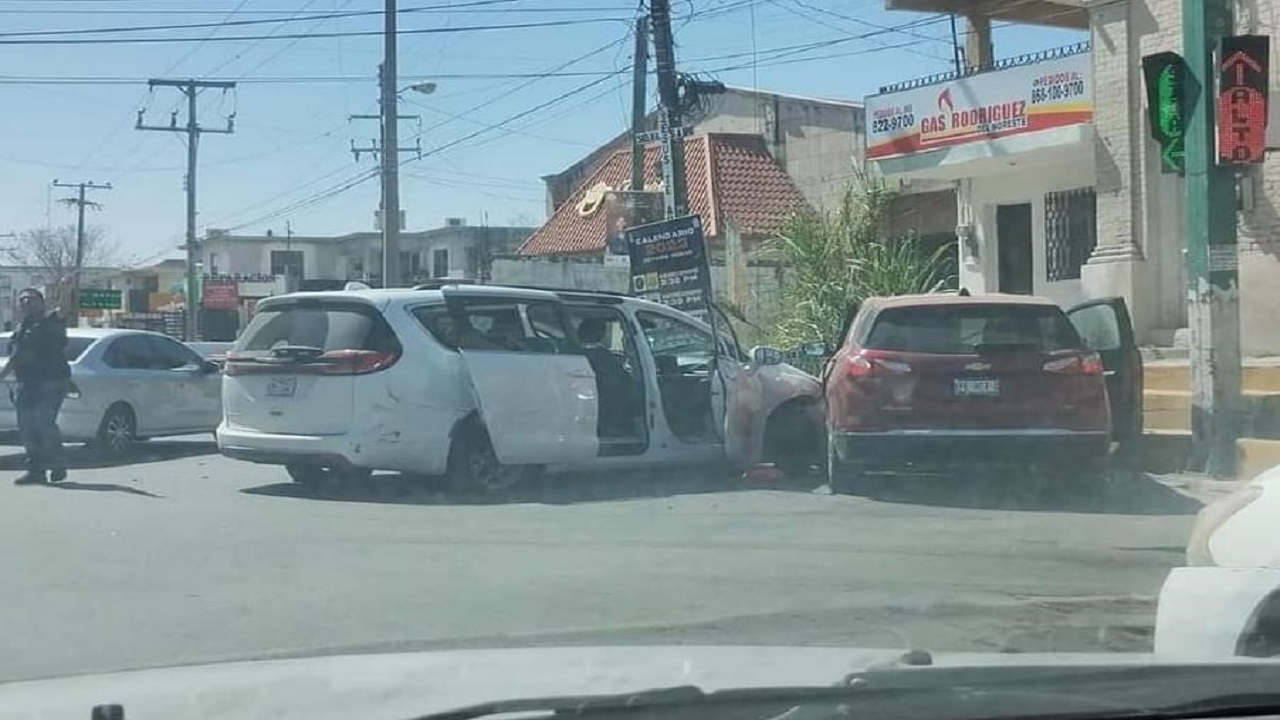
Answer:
[{"xmin": 0, "ymin": 645, "xmax": 1189, "ymax": 720}]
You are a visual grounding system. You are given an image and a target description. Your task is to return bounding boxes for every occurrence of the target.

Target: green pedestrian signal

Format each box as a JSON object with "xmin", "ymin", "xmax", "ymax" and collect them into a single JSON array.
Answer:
[{"xmin": 1142, "ymin": 51, "xmax": 1189, "ymax": 175}]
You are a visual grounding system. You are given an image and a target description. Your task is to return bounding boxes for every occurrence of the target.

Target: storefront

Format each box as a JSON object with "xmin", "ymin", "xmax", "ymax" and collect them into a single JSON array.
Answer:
[{"xmin": 865, "ymin": 45, "xmax": 1094, "ymax": 308}]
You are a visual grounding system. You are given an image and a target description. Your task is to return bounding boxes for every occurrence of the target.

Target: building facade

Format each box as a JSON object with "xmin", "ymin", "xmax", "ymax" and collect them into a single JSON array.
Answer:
[
  {"xmin": 202, "ymin": 220, "xmax": 535, "ymax": 287},
  {"xmin": 869, "ymin": 0, "xmax": 1280, "ymax": 353}
]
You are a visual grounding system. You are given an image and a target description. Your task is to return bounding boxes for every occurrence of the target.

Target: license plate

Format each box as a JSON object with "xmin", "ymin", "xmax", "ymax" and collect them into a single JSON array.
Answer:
[
  {"xmin": 954, "ymin": 377, "xmax": 1000, "ymax": 397},
  {"xmin": 266, "ymin": 377, "xmax": 297, "ymax": 398}
]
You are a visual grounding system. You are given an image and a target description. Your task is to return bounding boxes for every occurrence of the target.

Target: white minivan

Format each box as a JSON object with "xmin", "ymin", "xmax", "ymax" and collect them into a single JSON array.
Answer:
[{"xmin": 216, "ymin": 284, "xmax": 824, "ymax": 493}]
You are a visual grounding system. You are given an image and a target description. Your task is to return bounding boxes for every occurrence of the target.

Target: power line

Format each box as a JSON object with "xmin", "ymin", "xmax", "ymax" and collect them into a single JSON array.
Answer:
[{"xmin": 0, "ymin": 16, "xmax": 630, "ymax": 45}]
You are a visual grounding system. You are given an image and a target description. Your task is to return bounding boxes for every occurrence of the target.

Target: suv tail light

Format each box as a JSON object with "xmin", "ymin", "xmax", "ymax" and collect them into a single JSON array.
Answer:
[
  {"xmin": 1043, "ymin": 353, "xmax": 1104, "ymax": 376},
  {"xmin": 845, "ymin": 352, "xmax": 912, "ymax": 378},
  {"xmin": 225, "ymin": 349, "xmax": 400, "ymax": 376}
]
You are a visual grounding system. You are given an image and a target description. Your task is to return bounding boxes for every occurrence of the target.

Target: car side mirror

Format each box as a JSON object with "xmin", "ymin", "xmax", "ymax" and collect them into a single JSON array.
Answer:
[
  {"xmin": 750, "ymin": 345, "xmax": 784, "ymax": 366},
  {"xmin": 202, "ymin": 360, "xmax": 222, "ymax": 374},
  {"xmin": 801, "ymin": 341, "xmax": 830, "ymax": 357}
]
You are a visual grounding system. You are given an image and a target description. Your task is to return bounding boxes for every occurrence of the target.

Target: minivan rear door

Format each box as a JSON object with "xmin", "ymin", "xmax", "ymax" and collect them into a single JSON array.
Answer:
[
  {"xmin": 223, "ymin": 297, "xmax": 401, "ymax": 436},
  {"xmin": 442, "ymin": 288, "xmax": 598, "ymax": 465},
  {"xmin": 1067, "ymin": 297, "xmax": 1143, "ymax": 449}
]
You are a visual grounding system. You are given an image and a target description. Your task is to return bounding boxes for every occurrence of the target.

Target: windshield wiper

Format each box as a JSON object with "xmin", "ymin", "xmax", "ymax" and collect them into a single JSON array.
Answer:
[{"xmin": 408, "ymin": 685, "xmax": 710, "ymax": 720}]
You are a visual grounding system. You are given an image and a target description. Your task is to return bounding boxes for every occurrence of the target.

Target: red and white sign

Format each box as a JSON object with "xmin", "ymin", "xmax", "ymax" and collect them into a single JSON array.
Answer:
[
  {"xmin": 202, "ymin": 281, "xmax": 239, "ymax": 310},
  {"xmin": 866, "ymin": 52, "xmax": 1092, "ymax": 161}
]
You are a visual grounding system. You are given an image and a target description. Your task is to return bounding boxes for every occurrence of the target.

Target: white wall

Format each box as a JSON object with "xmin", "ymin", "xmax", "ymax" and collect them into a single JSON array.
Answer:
[{"xmin": 962, "ymin": 152, "xmax": 1095, "ymax": 307}]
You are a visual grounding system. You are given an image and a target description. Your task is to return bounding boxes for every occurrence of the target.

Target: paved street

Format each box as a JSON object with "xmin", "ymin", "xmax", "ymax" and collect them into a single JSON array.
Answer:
[{"xmin": 0, "ymin": 439, "xmax": 1202, "ymax": 683}]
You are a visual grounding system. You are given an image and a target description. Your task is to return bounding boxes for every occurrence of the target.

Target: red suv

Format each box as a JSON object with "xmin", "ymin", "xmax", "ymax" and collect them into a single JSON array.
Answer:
[{"xmin": 822, "ymin": 292, "xmax": 1141, "ymax": 495}]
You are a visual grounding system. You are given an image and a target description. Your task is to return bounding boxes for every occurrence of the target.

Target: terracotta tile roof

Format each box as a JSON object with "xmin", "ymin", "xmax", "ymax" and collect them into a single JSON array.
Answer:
[{"xmin": 517, "ymin": 133, "xmax": 809, "ymax": 256}]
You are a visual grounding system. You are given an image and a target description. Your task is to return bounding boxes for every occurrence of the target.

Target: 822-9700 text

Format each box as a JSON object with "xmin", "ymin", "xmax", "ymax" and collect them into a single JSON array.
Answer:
[{"xmin": 872, "ymin": 113, "xmax": 915, "ymax": 134}]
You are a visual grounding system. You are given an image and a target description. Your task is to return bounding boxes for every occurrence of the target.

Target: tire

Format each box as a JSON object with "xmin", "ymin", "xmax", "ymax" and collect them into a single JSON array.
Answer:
[
  {"xmin": 287, "ymin": 464, "xmax": 372, "ymax": 489},
  {"xmin": 763, "ymin": 402, "xmax": 820, "ymax": 480},
  {"xmin": 827, "ymin": 437, "xmax": 874, "ymax": 496},
  {"xmin": 446, "ymin": 422, "xmax": 524, "ymax": 496},
  {"xmin": 94, "ymin": 404, "xmax": 136, "ymax": 457},
  {"xmin": 286, "ymin": 464, "xmax": 325, "ymax": 487}
]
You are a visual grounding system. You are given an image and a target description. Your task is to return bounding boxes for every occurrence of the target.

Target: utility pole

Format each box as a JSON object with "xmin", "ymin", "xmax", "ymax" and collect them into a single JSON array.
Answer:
[
  {"xmin": 381, "ymin": 0, "xmax": 402, "ymax": 287},
  {"xmin": 648, "ymin": 0, "xmax": 688, "ymax": 218},
  {"xmin": 630, "ymin": 16, "xmax": 650, "ymax": 192},
  {"xmin": 350, "ymin": 66, "xmax": 421, "ymax": 288},
  {"xmin": 1182, "ymin": 0, "xmax": 1242, "ymax": 478},
  {"xmin": 52, "ymin": 180, "xmax": 112, "ymax": 319},
  {"xmin": 136, "ymin": 79, "xmax": 236, "ymax": 341}
]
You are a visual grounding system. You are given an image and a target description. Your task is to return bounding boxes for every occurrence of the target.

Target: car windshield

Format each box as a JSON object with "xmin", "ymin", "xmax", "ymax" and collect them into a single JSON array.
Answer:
[{"xmin": 1, "ymin": 5, "xmax": 1275, "ymax": 714}]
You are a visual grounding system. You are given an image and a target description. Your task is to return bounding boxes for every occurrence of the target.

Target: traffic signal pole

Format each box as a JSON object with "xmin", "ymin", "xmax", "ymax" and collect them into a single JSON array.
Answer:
[{"xmin": 1182, "ymin": 0, "xmax": 1242, "ymax": 478}]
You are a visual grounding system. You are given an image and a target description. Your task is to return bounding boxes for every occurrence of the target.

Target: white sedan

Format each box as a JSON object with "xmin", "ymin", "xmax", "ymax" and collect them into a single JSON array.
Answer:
[
  {"xmin": 0, "ymin": 328, "xmax": 223, "ymax": 455},
  {"xmin": 1154, "ymin": 466, "xmax": 1280, "ymax": 658}
]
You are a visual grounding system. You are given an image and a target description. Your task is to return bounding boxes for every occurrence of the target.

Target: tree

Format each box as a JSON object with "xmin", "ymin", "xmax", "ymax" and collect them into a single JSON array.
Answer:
[
  {"xmin": 5, "ymin": 225, "xmax": 119, "ymax": 310},
  {"xmin": 767, "ymin": 172, "xmax": 953, "ymax": 350}
]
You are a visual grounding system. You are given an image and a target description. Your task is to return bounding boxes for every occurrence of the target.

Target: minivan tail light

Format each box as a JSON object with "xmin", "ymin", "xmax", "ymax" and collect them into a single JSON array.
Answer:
[
  {"xmin": 1043, "ymin": 353, "xmax": 1104, "ymax": 376},
  {"xmin": 314, "ymin": 349, "xmax": 400, "ymax": 375},
  {"xmin": 224, "ymin": 349, "xmax": 400, "ymax": 376}
]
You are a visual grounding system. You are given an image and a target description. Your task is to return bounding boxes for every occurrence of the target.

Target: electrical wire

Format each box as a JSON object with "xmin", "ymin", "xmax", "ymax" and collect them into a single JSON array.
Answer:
[{"xmin": 0, "ymin": 17, "xmax": 631, "ymax": 45}]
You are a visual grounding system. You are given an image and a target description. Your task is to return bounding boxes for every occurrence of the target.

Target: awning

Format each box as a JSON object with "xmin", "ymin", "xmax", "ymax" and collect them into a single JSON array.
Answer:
[{"xmin": 869, "ymin": 123, "xmax": 1094, "ymax": 182}]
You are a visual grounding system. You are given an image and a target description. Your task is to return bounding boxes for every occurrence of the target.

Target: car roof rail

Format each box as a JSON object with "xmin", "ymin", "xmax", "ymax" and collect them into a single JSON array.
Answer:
[{"xmin": 411, "ymin": 281, "xmax": 632, "ymax": 299}]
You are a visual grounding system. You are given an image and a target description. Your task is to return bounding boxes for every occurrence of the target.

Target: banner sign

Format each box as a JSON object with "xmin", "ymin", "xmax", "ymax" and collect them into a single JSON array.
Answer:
[
  {"xmin": 626, "ymin": 214, "xmax": 712, "ymax": 321},
  {"xmin": 603, "ymin": 190, "xmax": 663, "ymax": 266},
  {"xmin": 201, "ymin": 280, "xmax": 239, "ymax": 310},
  {"xmin": 866, "ymin": 52, "xmax": 1091, "ymax": 160}
]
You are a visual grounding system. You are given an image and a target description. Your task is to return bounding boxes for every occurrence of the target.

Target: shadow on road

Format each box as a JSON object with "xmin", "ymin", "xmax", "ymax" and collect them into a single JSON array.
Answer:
[
  {"xmin": 859, "ymin": 469, "xmax": 1203, "ymax": 515},
  {"xmin": 34, "ymin": 480, "xmax": 163, "ymax": 498},
  {"xmin": 241, "ymin": 466, "xmax": 824, "ymax": 506},
  {"xmin": 0, "ymin": 439, "xmax": 217, "ymax": 471}
]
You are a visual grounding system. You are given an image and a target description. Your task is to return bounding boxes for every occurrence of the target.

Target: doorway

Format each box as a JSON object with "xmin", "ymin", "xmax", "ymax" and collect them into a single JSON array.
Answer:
[{"xmin": 996, "ymin": 203, "xmax": 1034, "ymax": 295}]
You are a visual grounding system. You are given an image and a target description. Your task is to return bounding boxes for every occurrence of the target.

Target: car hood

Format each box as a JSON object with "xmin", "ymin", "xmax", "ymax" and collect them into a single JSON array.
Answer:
[{"xmin": 0, "ymin": 645, "xmax": 1228, "ymax": 720}]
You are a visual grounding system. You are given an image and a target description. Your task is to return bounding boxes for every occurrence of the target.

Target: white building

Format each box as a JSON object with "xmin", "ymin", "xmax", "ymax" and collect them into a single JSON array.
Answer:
[
  {"xmin": 202, "ymin": 219, "xmax": 535, "ymax": 287},
  {"xmin": 870, "ymin": 0, "xmax": 1280, "ymax": 354}
]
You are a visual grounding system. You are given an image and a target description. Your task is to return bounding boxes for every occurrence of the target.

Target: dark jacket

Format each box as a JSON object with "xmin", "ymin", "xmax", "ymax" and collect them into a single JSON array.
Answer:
[{"xmin": 8, "ymin": 311, "xmax": 70, "ymax": 383}]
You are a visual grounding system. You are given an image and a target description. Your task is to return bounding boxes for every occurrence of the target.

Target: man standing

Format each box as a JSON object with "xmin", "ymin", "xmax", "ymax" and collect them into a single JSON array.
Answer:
[{"xmin": 0, "ymin": 288, "xmax": 69, "ymax": 485}]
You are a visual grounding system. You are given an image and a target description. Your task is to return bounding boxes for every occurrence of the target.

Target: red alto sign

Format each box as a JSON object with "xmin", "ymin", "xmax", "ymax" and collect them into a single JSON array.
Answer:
[{"xmin": 1217, "ymin": 35, "xmax": 1271, "ymax": 165}]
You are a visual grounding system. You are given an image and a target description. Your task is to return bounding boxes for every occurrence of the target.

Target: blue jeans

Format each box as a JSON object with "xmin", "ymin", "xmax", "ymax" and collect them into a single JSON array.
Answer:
[{"xmin": 15, "ymin": 380, "xmax": 65, "ymax": 472}]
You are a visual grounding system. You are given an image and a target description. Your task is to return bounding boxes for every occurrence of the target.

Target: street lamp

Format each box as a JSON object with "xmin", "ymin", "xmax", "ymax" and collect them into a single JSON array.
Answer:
[{"xmin": 404, "ymin": 81, "xmax": 437, "ymax": 96}]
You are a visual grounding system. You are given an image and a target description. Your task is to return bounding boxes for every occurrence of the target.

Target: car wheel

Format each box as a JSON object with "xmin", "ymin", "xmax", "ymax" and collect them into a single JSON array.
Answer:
[
  {"xmin": 446, "ymin": 423, "xmax": 524, "ymax": 496},
  {"xmin": 286, "ymin": 464, "xmax": 325, "ymax": 487},
  {"xmin": 94, "ymin": 404, "xmax": 136, "ymax": 457},
  {"xmin": 763, "ymin": 402, "xmax": 820, "ymax": 481}
]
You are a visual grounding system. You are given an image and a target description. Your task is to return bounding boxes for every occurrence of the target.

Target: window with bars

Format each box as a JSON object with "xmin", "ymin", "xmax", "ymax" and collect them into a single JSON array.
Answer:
[{"xmin": 1044, "ymin": 188, "xmax": 1097, "ymax": 282}]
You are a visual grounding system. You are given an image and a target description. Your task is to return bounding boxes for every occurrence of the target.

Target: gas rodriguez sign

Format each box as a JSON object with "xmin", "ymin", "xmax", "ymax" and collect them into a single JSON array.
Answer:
[{"xmin": 866, "ymin": 51, "xmax": 1090, "ymax": 160}]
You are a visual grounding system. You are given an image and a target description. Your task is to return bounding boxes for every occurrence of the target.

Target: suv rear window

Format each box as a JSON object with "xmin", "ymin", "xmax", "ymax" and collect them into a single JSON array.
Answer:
[
  {"xmin": 864, "ymin": 304, "xmax": 1082, "ymax": 354},
  {"xmin": 236, "ymin": 301, "xmax": 398, "ymax": 355},
  {"xmin": 0, "ymin": 334, "xmax": 94, "ymax": 362}
]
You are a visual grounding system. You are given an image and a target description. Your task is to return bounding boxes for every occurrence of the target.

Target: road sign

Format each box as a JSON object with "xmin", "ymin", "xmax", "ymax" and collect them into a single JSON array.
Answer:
[
  {"xmin": 1142, "ymin": 51, "xmax": 1189, "ymax": 174},
  {"xmin": 1217, "ymin": 34, "xmax": 1270, "ymax": 164},
  {"xmin": 635, "ymin": 126, "xmax": 691, "ymax": 143},
  {"xmin": 78, "ymin": 288, "xmax": 122, "ymax": 310}
]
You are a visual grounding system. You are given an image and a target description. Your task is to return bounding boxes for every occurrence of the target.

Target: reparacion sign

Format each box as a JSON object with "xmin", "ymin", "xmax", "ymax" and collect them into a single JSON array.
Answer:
[{"xmin": 625, "ymin": 214, "xmax": 713, "ymax": 320}]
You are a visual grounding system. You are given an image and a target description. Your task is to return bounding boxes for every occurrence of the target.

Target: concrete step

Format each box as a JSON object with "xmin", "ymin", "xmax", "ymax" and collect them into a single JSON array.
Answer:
[
  {"xmin": 1238, "ymin": 438, "xmax": 1280, "ymax": 482},
  {"xmin": 1143, "ymin": 388, "xmax": 1280, "ymax": 437},
  {"xmin": 1145, "ymin": 361, "xmax": 1280, "ymax": 393}
]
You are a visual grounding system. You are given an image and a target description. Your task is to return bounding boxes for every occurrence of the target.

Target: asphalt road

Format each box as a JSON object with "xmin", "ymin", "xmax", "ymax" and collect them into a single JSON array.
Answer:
[{"xmin": 0, "ymin": 439, "xmax": 1203, "ymax": 683}]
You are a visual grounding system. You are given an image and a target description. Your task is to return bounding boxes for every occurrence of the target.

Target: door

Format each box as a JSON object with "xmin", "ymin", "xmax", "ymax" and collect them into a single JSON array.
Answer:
[
  {"xmin": 997, "ymin": 203, "xmax": 1034, "ymax": 295},
  {"xmin": 146, "ymin": 335, "xmax": 221, "ymax": 431},
  {"xmin": 442, "ymin": 290, "xmax": 598, "ymax": 465},
  {"xmin": 709, "ymin": 305, "xmax": 763, "ymax": 465},
  {"xmin": 101, "ymin": 335, "xmax": 173, "ymax": 434},
  {"xmin": 1067, "ymin": 297, "xmax": 1143, "ymax": 451}
]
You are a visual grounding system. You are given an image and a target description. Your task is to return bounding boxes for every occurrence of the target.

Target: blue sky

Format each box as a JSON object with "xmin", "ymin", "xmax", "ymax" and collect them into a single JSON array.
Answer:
[{"xmin": 0, "ymin": 0, "xmax": 1084, "ymax": 265}]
